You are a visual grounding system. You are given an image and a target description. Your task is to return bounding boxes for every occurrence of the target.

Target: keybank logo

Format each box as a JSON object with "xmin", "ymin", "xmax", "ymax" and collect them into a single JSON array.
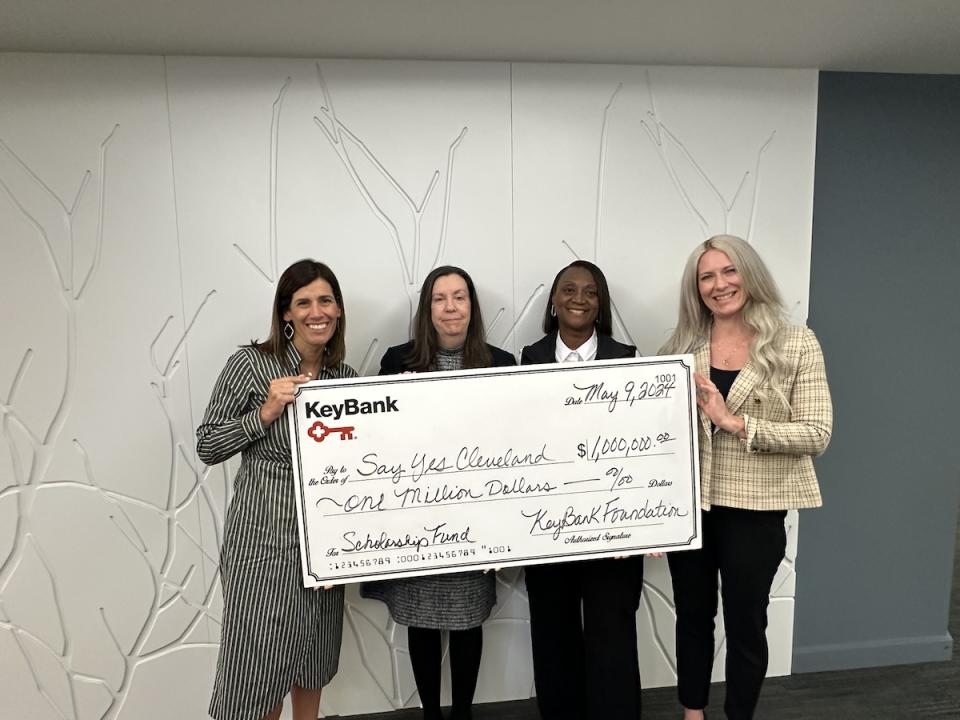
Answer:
[
  {"xmin": 305, "ymin": 396, "xmax": 399, "ymax": 421},
  {"xmin": 308, "ymin": 421, "xmax": 354, "ymax": 443}
]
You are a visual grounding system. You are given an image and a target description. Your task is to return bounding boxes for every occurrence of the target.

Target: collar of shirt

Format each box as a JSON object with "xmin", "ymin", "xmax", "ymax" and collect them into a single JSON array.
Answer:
[
  {"xmin": 285, "ymin": 339, "xmax": 303, "ymax": 374},
  {"xmin": 285, "ymin": 340, "xmax": 327, "ymax": 376},
  {"xmin": 555, "ymin": 330, "xmax": 598, "ymax": 363}
]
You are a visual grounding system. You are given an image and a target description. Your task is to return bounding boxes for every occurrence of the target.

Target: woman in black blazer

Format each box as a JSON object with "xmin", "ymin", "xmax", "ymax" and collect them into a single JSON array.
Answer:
[
  {"xmin": 362, "ymin": 265, "xmax": 514, "ymax": 720},
  {"xmin": 521, "ymin": 260, "xmax": 645, "ymax": 720}
]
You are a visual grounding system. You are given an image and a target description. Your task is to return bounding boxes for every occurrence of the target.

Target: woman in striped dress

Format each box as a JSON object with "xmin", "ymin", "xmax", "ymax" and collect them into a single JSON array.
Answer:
[
  {"xmin": 361, "ymin": 265, "xmax": 516, "ymax": 720},
  {"xmin": 197, "ymin": 259, "xmax": 355, "ymax": 720}
]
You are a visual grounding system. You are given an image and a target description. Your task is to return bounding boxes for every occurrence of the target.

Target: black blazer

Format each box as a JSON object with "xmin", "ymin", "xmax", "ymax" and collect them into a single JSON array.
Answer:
[
  {"xmin": 520, "ymin": 331, "xmax": 635, "ymax": 366},
  {"xmin": 379, "ymin": 340, "xmax": 516, "ymax": 375}
]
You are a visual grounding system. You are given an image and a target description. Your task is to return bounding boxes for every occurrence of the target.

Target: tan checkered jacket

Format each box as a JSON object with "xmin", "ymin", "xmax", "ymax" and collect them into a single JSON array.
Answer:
[{"xmin": 696, "ymin": 325, "xmax": 832, "ymax": 510}]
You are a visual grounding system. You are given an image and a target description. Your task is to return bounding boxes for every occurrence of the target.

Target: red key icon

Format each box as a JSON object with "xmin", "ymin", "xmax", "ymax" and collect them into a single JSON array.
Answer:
[{"xmin": 308, "ymin": 420, "xmax": 355, "ymax": 443}]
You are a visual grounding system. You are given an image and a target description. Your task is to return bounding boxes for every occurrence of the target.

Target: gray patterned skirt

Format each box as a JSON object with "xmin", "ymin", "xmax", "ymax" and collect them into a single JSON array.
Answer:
[{"xmin": 361, "ymin": 570, "xmax": 496, "ymax": 630}]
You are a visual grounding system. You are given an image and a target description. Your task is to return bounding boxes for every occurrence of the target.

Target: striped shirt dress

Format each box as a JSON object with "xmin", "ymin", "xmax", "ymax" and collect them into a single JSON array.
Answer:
[{"xmin": 197, "ymin": 342, "xmax": 355, "ymax": 720}]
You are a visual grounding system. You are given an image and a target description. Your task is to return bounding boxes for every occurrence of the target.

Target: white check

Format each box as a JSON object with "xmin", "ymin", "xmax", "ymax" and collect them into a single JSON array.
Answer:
[{"xmin": 288, "ymin": 355, "xmax": 702, "ymax": 587}]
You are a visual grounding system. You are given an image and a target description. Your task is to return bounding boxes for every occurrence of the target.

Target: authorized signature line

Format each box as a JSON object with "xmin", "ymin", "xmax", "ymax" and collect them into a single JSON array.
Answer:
[{"xmin": 532, "ymin": 522, "xmax": 665, "ymax": 536}]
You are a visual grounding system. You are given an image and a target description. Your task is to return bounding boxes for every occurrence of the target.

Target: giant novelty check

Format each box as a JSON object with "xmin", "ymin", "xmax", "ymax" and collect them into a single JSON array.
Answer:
[{"xmin": 288, "ymin": 355, "xmax": 701, "ymax": 586}]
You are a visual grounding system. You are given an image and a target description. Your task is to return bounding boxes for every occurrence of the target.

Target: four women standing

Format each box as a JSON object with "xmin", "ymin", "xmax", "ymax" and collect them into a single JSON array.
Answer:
[{"xmin": 199, "ymin": 240, "xmax": 831, "ymax": 720}]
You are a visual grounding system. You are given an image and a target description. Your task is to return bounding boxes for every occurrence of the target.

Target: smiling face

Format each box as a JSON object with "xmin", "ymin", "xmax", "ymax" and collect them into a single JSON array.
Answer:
[
  {"xmin": 282, "ymin": 277, "xmax": 341, "ymax": 353},
  {"xmin": 552, "ymin": 265, "xmax": 600, "ymax": 334},
  {"xmin": 430, "ymin": 273, "xmax": 471, "ymax": 348},
  {"xmin": 697, "ymin": 248, "xmax": 747, "ymax": 320}
]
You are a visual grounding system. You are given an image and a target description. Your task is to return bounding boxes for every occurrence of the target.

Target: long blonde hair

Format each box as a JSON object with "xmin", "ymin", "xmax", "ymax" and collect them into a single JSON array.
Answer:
[{"xmin": 660, "ymin": 235, "xmax": 790, "ymax": 402}]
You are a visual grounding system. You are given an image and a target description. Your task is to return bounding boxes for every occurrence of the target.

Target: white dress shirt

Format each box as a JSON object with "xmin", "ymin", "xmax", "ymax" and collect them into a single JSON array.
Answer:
[{"xmin": 555, "ymin": 330, "xmax": 599, "ymax": 363}]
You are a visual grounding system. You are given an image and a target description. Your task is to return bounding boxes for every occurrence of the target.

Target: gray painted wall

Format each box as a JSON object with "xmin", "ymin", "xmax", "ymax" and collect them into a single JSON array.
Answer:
[{"xmin": 795, "ymin": 71, "xmax": 960, "ymax": 672}]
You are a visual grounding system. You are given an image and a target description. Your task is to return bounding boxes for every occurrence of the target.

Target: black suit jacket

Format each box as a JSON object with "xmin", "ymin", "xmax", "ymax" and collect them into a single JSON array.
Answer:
[
  {"xmin": 379, "ymin": 340, "xmax": 516, "ymax": 375},
  {"xmin": 520, "ymin": 331, "xmax": 635, "ymax": 366}
]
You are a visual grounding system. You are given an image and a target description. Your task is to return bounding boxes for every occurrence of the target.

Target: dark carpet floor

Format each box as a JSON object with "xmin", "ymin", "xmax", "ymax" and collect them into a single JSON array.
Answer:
[{"xmin": 349, "ymin": 526, "xmax": 960, "ymax": 720}]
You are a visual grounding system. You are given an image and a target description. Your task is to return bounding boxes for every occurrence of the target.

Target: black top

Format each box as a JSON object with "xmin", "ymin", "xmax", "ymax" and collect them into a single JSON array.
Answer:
[
  {"xmin": 710, "ymin": 366, "xmax": 741, "ymax": 400},
  {"xmin": 379, "ymin": 340, "xmax": 516, "ymax": 374},
  {"xmin": 519, "ymin": 331, "xmax": 636, "ymax": 365}
]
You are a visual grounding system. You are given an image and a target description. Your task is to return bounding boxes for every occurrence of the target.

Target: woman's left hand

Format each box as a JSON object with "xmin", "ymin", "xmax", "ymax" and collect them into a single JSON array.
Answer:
[{"xmin": 694, "ymin": 372, "xmax": 746, "ymax": 438}]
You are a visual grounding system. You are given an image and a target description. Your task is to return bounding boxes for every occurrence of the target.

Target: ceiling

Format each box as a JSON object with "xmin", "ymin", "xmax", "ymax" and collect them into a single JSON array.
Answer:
[{"xmin": 2, "ymin": 0, "xmax": 959, "ymax": 74}]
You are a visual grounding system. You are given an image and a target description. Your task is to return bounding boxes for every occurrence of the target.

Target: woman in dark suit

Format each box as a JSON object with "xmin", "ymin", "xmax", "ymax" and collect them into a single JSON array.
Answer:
[
  {"xmin": 521, "ymin": 260, "xmax": 645, "ymax": 720},
  {"xmin": 362, "ymin": 265, "xmax": 515, "ymax": 720},
  {"xmin": 660, "ymin": 235, "xmax": 832, "ymax": 720}
]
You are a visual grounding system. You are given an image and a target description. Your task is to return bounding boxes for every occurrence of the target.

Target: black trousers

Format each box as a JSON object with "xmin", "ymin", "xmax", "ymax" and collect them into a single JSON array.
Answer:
[
  {"xmin": 667, "ymin": 506, "xmax": 787, "ymax": 720},
  {"xmin": 526, "ymin": 556, "xmax": 645, "ymax": 720}
]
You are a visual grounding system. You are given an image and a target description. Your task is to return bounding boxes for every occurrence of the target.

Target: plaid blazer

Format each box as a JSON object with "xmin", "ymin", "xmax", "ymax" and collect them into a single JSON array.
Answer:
[{"xmin": 696, "ymin": 325, "xmax": 832, "ymax": 510}]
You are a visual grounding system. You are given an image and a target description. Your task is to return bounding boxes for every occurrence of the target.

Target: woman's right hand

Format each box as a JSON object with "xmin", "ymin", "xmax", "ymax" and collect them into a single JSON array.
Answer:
[
  {"xmin": 259, "ymin": 374, "xmax": 312, "ymax": 426},
  {"xmin": 694, "ymin": 372, "xmax": 746, "ymax": 438}
]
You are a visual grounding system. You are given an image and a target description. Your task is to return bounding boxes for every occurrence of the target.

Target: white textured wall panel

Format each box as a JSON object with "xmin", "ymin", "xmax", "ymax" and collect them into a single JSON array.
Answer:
[{"xmin": 0, "ymin": 52, "xmax": 817, "ymax": 719}]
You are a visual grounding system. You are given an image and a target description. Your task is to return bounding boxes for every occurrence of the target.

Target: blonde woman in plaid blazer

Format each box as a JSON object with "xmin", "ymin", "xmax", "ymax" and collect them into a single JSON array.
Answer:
[{"xmin": 659, "ymin": 235, "xmax": 832, "ymax": 720}]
